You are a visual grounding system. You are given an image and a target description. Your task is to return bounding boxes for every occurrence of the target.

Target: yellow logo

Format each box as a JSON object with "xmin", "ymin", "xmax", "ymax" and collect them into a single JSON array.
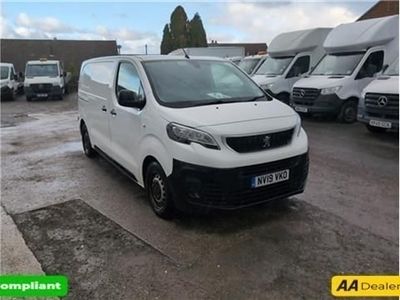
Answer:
[{"xmin": 331, "ymin": 275, "xmax": 400, "ymax": 297}]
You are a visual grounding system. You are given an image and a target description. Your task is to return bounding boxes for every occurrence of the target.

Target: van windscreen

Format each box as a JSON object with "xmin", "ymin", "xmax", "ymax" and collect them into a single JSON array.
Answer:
[
  {"xmin": 255, "ymin": 57, "xmax": 293, "ymax": 76},
  {"xmin": 26, "ymin": 64, "xmax": 58, "ymax": 77},
  {"xmin": 0, "ymin": 66, "xmax": 9, "ymax": 80},
  {"xmin": 142, "ymin": 60, "xmax": 267, "ymax": 108},
  {"xmin": 311, "ymin": 53, "xmax": 364, "ymax": 76}
]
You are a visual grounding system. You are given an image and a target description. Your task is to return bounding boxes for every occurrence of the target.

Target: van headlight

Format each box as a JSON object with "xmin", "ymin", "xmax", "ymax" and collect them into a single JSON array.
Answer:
[
  {"xmin": 167, "ymin": 123, "xmax": 220, "ymax": 150},
  {"xmin": 320, "ymin": 86, "xmax": 341, "ymax": 95}
]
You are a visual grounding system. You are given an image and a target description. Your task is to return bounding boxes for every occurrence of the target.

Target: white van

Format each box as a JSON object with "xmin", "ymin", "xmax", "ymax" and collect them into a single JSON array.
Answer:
[
  {"xmin": 238, "ymin": 54, "xmax": 268, "ymax": 75},
  {"xmin": 252, "ymin": 28, "xmax": 331, "ymax": 104},
  {"xmin": 1, "ymin": 63, "xmax": 20, "ymax": 100},
  {"xmin": 292, "ymin": 15, "xmax": 399, "ymax": 123},
  {"xmin": 24, "ymin": 59, "xmax": 69, "ymax": 101},
  {"xmin": 78, "ymin": 55, "xmax": 309, "ymax": 218},
  {"xmin": 358, "ymin": 57, "xmax": 399, "ymax": 132}
]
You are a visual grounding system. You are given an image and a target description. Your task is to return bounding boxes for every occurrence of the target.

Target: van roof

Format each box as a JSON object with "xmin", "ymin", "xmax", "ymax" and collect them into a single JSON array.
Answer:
[
  {"xmin": 324, "ymin": 15, "xmax": 399, "ymax": 53},
  {"xmin": 0, "ymin": 63, "xmax": 13, "ymax": 68},
  {"xmin": 27, "ymin": 60, "xmax": 60, "ymax": 64},
  {"xmin": 83, "ymin": 55, "xmax": 228, "ymax": 64},
  {"xmin": 268, "ymin": 28, "xmax": 332, "ymax": 57}
]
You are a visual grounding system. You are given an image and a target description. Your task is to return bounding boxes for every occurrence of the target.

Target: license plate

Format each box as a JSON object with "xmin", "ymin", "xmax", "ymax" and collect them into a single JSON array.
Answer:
[
  {"xmin": 251, "ymin": 169, "xmax": 290, "ymax": 188},
  {"xmin": 295, "ymin": 106, "xmax": 308, "ymax": 113},
  {"xmin": 369, "ymin": 119, "xmax": 391, "ymax": 129},
  {"xmin": 37, "ymin": 93, "xmax": 48, "ymax": 97}
]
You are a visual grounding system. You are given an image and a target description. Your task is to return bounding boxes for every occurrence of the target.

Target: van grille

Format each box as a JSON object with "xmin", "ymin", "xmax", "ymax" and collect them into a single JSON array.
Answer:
[
  {"xmin": 226, "ymin": 129, "xmax": 294, "ymax": 153},
  {"xmin": 365, "ymin": 93, "xmax": 399, "ymax": 120},
  {"xmin": 30, "ymin": 83, "xmax": 53, "ymax": 93},
  {"xmin": 292, "ymin": 87, "xmax": 320, "ymax": 106}
]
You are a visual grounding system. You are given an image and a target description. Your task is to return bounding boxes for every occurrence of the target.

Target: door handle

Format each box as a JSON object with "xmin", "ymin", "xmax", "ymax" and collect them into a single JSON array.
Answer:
[
  {"xmin": 110, "ymin": 109, "xmax": 117, "ymax": 116},
  {"xmin": 101, "ymin": 105, "xmax": 107, "ymax": 112}
]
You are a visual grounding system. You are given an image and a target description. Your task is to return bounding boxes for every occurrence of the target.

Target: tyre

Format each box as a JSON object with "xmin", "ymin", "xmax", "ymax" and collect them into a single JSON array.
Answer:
[
  {"xmin": 366, "ymin": 124, "xmax": 386, "ymax": 133},
  {"xmin": 26, "ymin": 96, "xmax": 32, "ymax": 102},
  {"xmin": 145, "ymin": 162, "xmax": 175, "ymax": 219},
  {"xmin": 338, "ymin": 100, "xmax": 357, "ymax": 123},
  {"xmin": 81, "ymin": 123, "xmax": 96, "ymax": 158}
]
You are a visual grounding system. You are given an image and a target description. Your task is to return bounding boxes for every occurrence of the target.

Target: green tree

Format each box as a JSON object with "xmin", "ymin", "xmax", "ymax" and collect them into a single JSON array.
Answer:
[
  {"xmin": 160, "ymin": 24, "xmax": 173, "ymax": 54},
  {"xmin": 189, "ymin": 13, "xmax": 207, "ymax": 47},
  {"xmin": 160, "ymin": 6, "xmax": 208, "ymax": 53}
]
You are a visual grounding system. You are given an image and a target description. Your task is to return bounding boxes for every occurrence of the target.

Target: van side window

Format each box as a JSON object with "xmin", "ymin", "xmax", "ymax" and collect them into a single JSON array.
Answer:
[
  {"xmin": 357, "ymin": 51, "xmax": 384, "ymax": 79},
  {"xmin": 81, "ymin": 62, "xmax": 114, "ymax": 86},
  {"xmin": 286, "ymin": 56, "xmax": 310, "ymax": 78},
  {"xmin": 116, "ymin": 62, "xmax": 144, "ymax": 103}
]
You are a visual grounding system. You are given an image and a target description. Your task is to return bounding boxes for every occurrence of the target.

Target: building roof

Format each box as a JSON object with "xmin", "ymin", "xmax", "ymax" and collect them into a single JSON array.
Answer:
[
  {"xmin": 358, "ymin": 0, "xmax": 399, "ymax": 21},
  {"xmin": 208, "ymin": 42, "xmax": 268, "ymax": 56}
]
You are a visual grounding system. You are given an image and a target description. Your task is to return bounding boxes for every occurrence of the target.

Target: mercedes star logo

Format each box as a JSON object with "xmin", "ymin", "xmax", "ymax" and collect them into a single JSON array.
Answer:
[
  {"xmin": 300, "ymin": 89, "xmax": 306, "ymax": 97},
  {"xmin": 377, "ymin": 96, "xmax": 388, "ymax": 107},
  {"xmin": 262, "ymin": 135, "xmax": 271, "ymax": 149}
]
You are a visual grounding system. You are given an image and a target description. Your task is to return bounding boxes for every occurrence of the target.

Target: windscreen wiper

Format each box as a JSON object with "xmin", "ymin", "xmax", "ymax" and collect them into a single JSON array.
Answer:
[{"xmin": 244, "ymin": 95, "xmax": 270, "ymax": 102}]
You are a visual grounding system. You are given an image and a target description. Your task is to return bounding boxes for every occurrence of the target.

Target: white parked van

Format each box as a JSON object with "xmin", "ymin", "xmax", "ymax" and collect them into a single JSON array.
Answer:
[
  {"xmin": 78, "ymin": 55, "xmax": 309, "ymax": 218},
  {"xmin": 253, "ymin": 28, "xmax": 331, "ymax": 104},
  {"xmin": 24, "ymin": 59, "xmax": 69, "ymax": 101},
  {"xmin": 0, "ymin": 63, "xmax": 20, "ymax": 100},
  {"xmin": 292, "ymin": 15, "xmax": 399, "ymax": 123},
  {"xmin": 358, "ymin": 57, "xmax": 399, "ymax": 132},
  {"xmin": 238, "ymin": 54, "xmax": 268, "ymax": 75}
]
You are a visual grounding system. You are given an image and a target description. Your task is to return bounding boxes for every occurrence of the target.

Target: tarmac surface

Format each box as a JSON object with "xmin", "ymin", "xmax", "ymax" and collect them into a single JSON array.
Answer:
[{"xmin": 1, "ymin": 93, "xmax": 398, "ymax": 299}]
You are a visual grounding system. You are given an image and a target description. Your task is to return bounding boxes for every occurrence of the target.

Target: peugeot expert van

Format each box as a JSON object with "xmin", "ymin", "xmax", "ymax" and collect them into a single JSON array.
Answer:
[
  {"xmin": 24, "ymin": 59, "xmax": 70, "ymax": 101},
  {"xmin": 0, "ymin": 63, "xmax": 20, "ymax": 100},
  {"xmin": 252, "ymin": 28, "xmax": 331, "ymax": 104},
  {"xmin": 78, "ymin": 55, "xmax": 309, "ymax": 218},
  {"xmin": 358, "ymin": 57, "xmax": 399, "ymax": 132},
  {"xmin": 292, "ymin": 15, "xmax": 398, "ymax": 123}
]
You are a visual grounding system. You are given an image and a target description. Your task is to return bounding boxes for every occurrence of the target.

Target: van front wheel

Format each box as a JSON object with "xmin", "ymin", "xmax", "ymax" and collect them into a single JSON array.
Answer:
[
  {"xmin": 145, "ymin": 162, "xmax": 175, "ymax": 219},
  {"xmin": 338, "ymin": 100, "xmax": 357, "ymax": 123},
  {"xmin": 81, "ymin": 123, "xmax": 96, "ymax": 158}
]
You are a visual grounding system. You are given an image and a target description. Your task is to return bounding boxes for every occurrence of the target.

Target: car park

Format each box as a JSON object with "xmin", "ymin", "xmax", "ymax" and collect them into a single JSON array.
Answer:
[
  {"xmin": 0, "ymin": 62, "xmax": 21, "ymax": 100},
  {"xmin": 237, "ymin": 54, "xmax": 268, "ymax": 75},
  {"xmin": 24, "ymin": 59, "xmax": 70, "ymax": 101},
  {"xmin": 292, "ymin": 15, "xmax": 399, "ymax": 123},
  {"xmin": 252, "ymin": 28, "xmax": 331, "ymax": 104},
  {"xmin": 78, "ymin": 55, "xmax": 309, "ymax": 218},
  {"xmin": 358, "ymin": 57, "xmax": 399, "ymax": 132}
]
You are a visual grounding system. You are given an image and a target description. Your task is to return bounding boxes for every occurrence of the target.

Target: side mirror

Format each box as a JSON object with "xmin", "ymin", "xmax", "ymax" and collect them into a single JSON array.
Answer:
[
  {"xmin": 63, "ymin": 71, "xmax": 67, "ymax": 77},
  {"xmin": 118, "ymin": 89, "xmax": 145, "ymax": 109},
  {"xmin": 13, "ymin": 74, "xmax": 18, "ymax": 80}
]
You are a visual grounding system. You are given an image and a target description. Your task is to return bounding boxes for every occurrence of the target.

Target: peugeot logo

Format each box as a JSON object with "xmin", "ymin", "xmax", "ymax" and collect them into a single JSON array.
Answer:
[
  {"xmin": 261, "ymin": 135, "xmax": 271, "ymax": 148},
  {"xmin": 299, "ymin": 89, "xmax": 306, "ymax": 97},
  {"xmin": 377, "ymin": 96, "xmax": 388, "ymax": 107}
]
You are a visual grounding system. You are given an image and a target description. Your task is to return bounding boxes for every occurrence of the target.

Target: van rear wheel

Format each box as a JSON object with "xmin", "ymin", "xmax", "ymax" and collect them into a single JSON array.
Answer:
[
  {"xmin": 145, "ymin": 162, "xmax": 175, "ymax": 219},
  {"xmin": 81, "ymin": 123, "xmax": 96, "ymax": 158}
]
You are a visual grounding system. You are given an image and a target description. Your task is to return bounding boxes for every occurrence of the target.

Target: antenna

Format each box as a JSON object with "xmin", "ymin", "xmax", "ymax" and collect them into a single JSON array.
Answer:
[{"xmin": 181, "ymin": 48, "xmax": 190, "ymax": 59}]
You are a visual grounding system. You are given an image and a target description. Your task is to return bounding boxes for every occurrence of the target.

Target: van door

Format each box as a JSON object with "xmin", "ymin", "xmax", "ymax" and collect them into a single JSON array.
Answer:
[
  {"xmin": 355, "ymin": 50, "xmax": 384, "ymax": 95},
  {"xmin": 79, "ymin": 61, "xmax": 115, "ymax": 153},
  {"xmin": 109, "ymin": 61, "xmax": 145, "ymax": 175}
]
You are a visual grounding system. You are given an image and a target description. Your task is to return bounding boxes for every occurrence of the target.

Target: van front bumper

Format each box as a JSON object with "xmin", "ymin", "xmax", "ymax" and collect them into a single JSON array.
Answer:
[
  {"xmin": 25, "ymin": 84, "xmax": 62, "ymax": 99},
  {"xmin": 168, "ymin": 152, "xmax": 309, "ymax": 211},
  {"xmin": 291, "ymin": 93, "xmax": 343, "ymax": 114},
  {"xmin": 358, "ymin": 108, "xmax": 399, "ymax": 129}
]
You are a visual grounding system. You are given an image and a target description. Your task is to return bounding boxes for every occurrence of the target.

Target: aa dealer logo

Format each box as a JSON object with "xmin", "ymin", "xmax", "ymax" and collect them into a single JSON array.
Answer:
[{"xmin": 331, "ymin": 275, "xmax": 400, "ymax": 297}]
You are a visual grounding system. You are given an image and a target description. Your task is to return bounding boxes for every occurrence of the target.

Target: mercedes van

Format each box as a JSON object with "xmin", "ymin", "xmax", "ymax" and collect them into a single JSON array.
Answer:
[
  {"xmin": 78, "ymin": 55, "xmax": 309, "ymax": 218},
  {"xmin": 1, "ymin": 63, "xmax": 20, "ymax": 100},
  {"xmin": 358, "ymin": 57, "xmax": 399, "ymax": 132},
  {"xmin": 292, "ymin": 15, "xmax": 399, "ymax": 123},
  {"xmin": 24, "ymin": 59, "xmax": 70, "ymax": 101},
  {"xmin": 252, "ymin": 28, "xmax": 331, "ymax": 104}
]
